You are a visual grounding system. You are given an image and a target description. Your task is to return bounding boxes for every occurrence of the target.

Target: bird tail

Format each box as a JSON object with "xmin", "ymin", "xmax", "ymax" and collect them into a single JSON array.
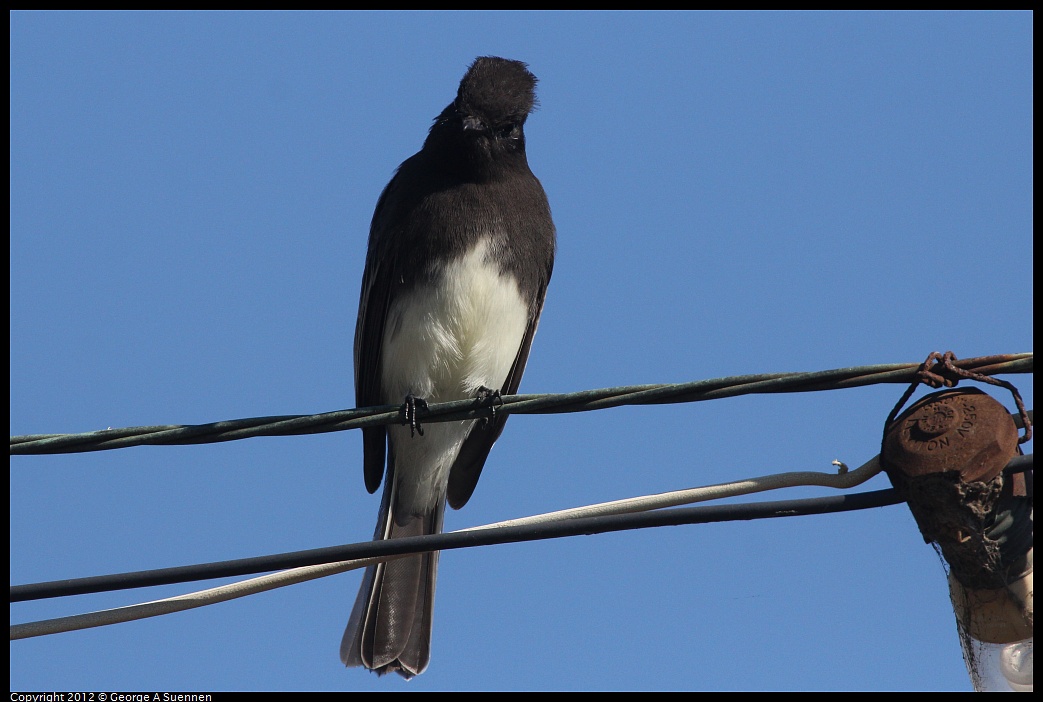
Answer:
[{"xmin": 340, "ymin": 472, "xmax": 444, "ymax": 679}]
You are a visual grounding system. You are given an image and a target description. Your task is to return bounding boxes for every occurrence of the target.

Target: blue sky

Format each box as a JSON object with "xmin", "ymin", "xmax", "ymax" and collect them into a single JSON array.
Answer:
[{"xmin": 10, "ymin": 11, "xmax": 1033, "ymax": 692}]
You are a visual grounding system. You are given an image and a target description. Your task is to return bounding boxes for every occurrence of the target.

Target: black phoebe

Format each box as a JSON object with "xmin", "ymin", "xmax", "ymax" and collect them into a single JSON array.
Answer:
[{"xmin": 340, "ymin": 57, "xmax": 556, "ymax": 678}]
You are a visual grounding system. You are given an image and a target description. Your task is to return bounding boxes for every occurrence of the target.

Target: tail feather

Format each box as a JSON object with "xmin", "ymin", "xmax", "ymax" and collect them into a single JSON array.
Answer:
[{"xmin": 341, "ymin": 476, "xmax": 444, "ymax": 679}]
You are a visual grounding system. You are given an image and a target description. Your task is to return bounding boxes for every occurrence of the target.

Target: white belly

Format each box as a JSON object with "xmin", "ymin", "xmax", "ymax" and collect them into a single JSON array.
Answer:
[{"xmin": 380, "ymin": 239, "xmax": 529, "ymax": 513}]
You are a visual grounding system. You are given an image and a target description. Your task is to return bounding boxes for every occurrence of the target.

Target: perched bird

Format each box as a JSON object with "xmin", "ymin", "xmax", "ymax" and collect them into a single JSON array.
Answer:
[{"xmin": 341, "ymin": 57, "xmax": 556, "ymax": 678}]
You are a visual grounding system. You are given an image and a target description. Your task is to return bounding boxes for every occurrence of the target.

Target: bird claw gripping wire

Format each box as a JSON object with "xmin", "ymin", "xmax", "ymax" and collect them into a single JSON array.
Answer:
[
  {"xmin": 474, "ymin": 386, "xmax": 503, "ymax": 428},
  {"xmin": 887, "ymin": 351, "xmax": 1033, "ymax": 445},
  {"xmin": 401, "ymin": 394, "xmax": 429, "ymax": 437}
]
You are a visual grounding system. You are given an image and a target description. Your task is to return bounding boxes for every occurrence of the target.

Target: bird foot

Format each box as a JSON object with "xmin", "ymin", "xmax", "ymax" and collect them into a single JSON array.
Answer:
[
  {"xmin": 474, "ymin": 386, "xmax": 503, "ymax": 427},
  {"xmin": 401, "ymin": 394, "xmax": 429, "ymax": 437}
]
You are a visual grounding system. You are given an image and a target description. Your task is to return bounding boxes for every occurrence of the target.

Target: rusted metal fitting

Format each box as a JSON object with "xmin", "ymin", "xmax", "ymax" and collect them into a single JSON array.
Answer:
[
  {"xmin": 882, "ymin": 387, "xmax": 1032, "ymax": 643},
  {"xmin": 882, "ymin": 387, "xmax": 1019, "ymax": 486}
]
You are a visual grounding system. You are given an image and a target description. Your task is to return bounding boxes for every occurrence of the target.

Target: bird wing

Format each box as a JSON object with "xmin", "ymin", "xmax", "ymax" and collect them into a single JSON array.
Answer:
[{"xmin": 354, "ymin": 172, "xmax": 406, "ymax": 494}]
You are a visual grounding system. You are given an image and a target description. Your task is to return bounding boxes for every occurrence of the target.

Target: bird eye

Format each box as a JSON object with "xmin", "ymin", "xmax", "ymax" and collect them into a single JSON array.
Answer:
[{"xmin": 495, "ymin": 123, "xmax": 521, "ymax": 140}]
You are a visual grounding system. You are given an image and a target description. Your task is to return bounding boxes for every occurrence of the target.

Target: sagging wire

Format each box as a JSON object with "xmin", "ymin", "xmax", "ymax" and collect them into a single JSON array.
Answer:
[
  {"xmin": 15, "ymin": 451, "xmax": 1030, "ymax": 639},
  {"xmin": 12, "ymin": 452, "xmax": 895, "ymax": 639}
]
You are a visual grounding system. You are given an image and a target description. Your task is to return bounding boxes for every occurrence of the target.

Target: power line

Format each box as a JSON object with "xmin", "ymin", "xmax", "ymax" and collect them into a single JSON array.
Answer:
[
  {"xmin": 11, "ymin": 488, "xmax": 905, "ymax": 604},
  {"xmin": 11, "ymin": 452, "xmax": 1034, "ymax": 607},
  {"xmin": 9, "ymin": 353, "xmax": 1033, "ymax": 644},
  {"xmin": 9, "ymin": 353, "xmax": 1032, "ymax": 455},
  {"xmin": 9, "ymin": 448, "xmax": 899, "ymax": 639}
]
